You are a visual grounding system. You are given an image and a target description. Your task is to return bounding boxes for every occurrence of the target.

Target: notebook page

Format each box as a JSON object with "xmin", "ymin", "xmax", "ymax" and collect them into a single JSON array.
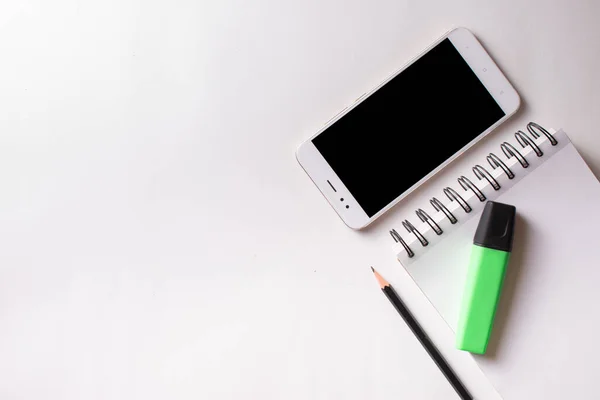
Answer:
[
  {"xmin": 402, "ymin": 132, "xmax": 600, "ymax": 399},
  {"xmin": 399, "ymin": 129, "xmax": 568, "ymax": 326}
]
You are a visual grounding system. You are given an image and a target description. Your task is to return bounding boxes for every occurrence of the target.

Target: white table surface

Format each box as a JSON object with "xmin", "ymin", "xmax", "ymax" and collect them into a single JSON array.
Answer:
[{"xmin": 1, "ymin": 1, "xmax": 599, "ymax": 399}]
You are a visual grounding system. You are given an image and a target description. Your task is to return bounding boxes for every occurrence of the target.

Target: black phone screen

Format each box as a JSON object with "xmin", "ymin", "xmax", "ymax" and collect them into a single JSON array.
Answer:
[{"xmin": 312, "ymin": 39, "xmax": 505, "ymax": 217}]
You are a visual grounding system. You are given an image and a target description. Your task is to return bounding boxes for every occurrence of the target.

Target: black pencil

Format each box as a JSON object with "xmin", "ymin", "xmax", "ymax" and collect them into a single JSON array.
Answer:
[{"xmin": 371, "ymin": 267, "xmax": 472, "ymax": 400}]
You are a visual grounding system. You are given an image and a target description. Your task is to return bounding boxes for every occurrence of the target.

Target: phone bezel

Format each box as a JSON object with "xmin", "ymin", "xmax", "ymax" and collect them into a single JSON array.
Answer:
[{"xmin": 296, "ymin": 27, "xmax": 521, "ymax": 229}]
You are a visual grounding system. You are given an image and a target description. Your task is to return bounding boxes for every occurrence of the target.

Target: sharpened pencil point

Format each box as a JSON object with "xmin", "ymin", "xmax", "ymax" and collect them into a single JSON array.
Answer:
[{"xmin": 371, "ymin": 268, "xmax": 390, "ymax": 289}]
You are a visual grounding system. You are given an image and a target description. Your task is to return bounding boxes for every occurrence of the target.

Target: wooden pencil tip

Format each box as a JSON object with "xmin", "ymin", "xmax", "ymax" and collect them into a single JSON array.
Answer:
[{"xmin": 371, "ymin": 267, "xmax": 390, "ymax": 289}]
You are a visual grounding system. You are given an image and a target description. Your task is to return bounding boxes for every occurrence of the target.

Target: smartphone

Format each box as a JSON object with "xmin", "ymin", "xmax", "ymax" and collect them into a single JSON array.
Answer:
[{"xmin": 296, "ymin": 27, "xmax": 520, "ymax": 229}]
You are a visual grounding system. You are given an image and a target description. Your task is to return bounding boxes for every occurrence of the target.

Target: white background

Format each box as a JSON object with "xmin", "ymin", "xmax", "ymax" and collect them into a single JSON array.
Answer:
[{"xmin": 1, "ymin": 0, "xmax": 599, "ymax": 399}]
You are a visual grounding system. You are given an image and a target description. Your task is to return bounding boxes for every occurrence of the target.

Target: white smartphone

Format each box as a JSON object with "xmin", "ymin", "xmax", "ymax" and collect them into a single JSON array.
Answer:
[{"xmin": 296, "ymin": 27, "xmax": 520, "ymax": 229}]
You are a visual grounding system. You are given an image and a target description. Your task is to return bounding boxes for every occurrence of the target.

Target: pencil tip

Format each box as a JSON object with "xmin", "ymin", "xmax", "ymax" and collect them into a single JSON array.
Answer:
[{"xmin": 371, "ymin": 267, "xmax": 390, "ymax": 288}]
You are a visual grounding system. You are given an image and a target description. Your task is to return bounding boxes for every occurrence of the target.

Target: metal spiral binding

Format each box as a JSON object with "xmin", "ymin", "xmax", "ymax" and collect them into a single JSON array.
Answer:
[
  {"xmin": 487, "ymin": 153, "xmax": 514, "ymax": 179},
  {"xmin": 402, "ymin": 220, "xmax": 428, "ymax": 246},
  {"xmin": 390, "ymin": 228, "xmax": 415, "ymax": 258},
  {"xmin": 515, "ymin": 130, "xmax": 543, "ymax": 157},
  {"xmin": 416, "ymin": 208, "xmax": 443, "ymax": 235},
  {"xmin": 473, "ymin": 164, "xmax": 501, "ymax": 190},
  {"xmin": 389, "ymin": 122, "xmax": 557, "ymax": 257},
  {"xmin": 501, "ymin": 141, "xmax": 529, "ymax": 168},
  {"xmin": 444, "ymin": 187, "xmax": 472, "ymax": 212},
  {"xmin": 458, "ymin": 175, "xmax": 486, "ymax": 201},
  {"xmin": 430, "ymin": 197, "xmax": 457, "ymax": 224},
  {"xmin": 528, "ymin": 121, "xmax": 557, "ymax": 146}
]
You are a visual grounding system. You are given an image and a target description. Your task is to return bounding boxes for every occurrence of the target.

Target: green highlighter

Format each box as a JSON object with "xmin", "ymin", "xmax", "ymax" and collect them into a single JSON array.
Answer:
[{"xmin": 456, "ymin": 201, "xmax": 516, "ymax": 354}]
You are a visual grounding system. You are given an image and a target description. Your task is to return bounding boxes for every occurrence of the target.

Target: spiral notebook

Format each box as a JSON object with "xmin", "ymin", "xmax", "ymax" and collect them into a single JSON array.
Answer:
[{"xmin": 388, "ymin": 122, "xmax": 600, "ymax": 399}]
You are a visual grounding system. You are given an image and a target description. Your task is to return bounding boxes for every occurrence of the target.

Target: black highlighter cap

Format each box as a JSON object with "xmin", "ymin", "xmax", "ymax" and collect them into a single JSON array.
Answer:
[{"xmin": 473, "ymin": 201, "xmax": 516, "ymax": 252}]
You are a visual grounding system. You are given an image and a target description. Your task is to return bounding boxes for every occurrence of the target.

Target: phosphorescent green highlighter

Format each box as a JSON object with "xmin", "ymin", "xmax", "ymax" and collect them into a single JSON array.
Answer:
[{"xmin": 456, "ymin": 201, "xmax": 516, "ymax": 355}]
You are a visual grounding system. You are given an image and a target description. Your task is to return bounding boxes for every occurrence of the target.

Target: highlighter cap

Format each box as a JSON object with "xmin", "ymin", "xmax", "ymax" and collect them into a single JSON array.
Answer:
[{"xmin": 473, "ymin": 201, "xmax": 516, "ymax": 252}]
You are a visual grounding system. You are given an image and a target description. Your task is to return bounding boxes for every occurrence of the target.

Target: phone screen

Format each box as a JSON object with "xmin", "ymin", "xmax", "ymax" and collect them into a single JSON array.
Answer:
[{"xmin": 312, "ymin": 38, "xmax": 505, "ymax": 217}]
